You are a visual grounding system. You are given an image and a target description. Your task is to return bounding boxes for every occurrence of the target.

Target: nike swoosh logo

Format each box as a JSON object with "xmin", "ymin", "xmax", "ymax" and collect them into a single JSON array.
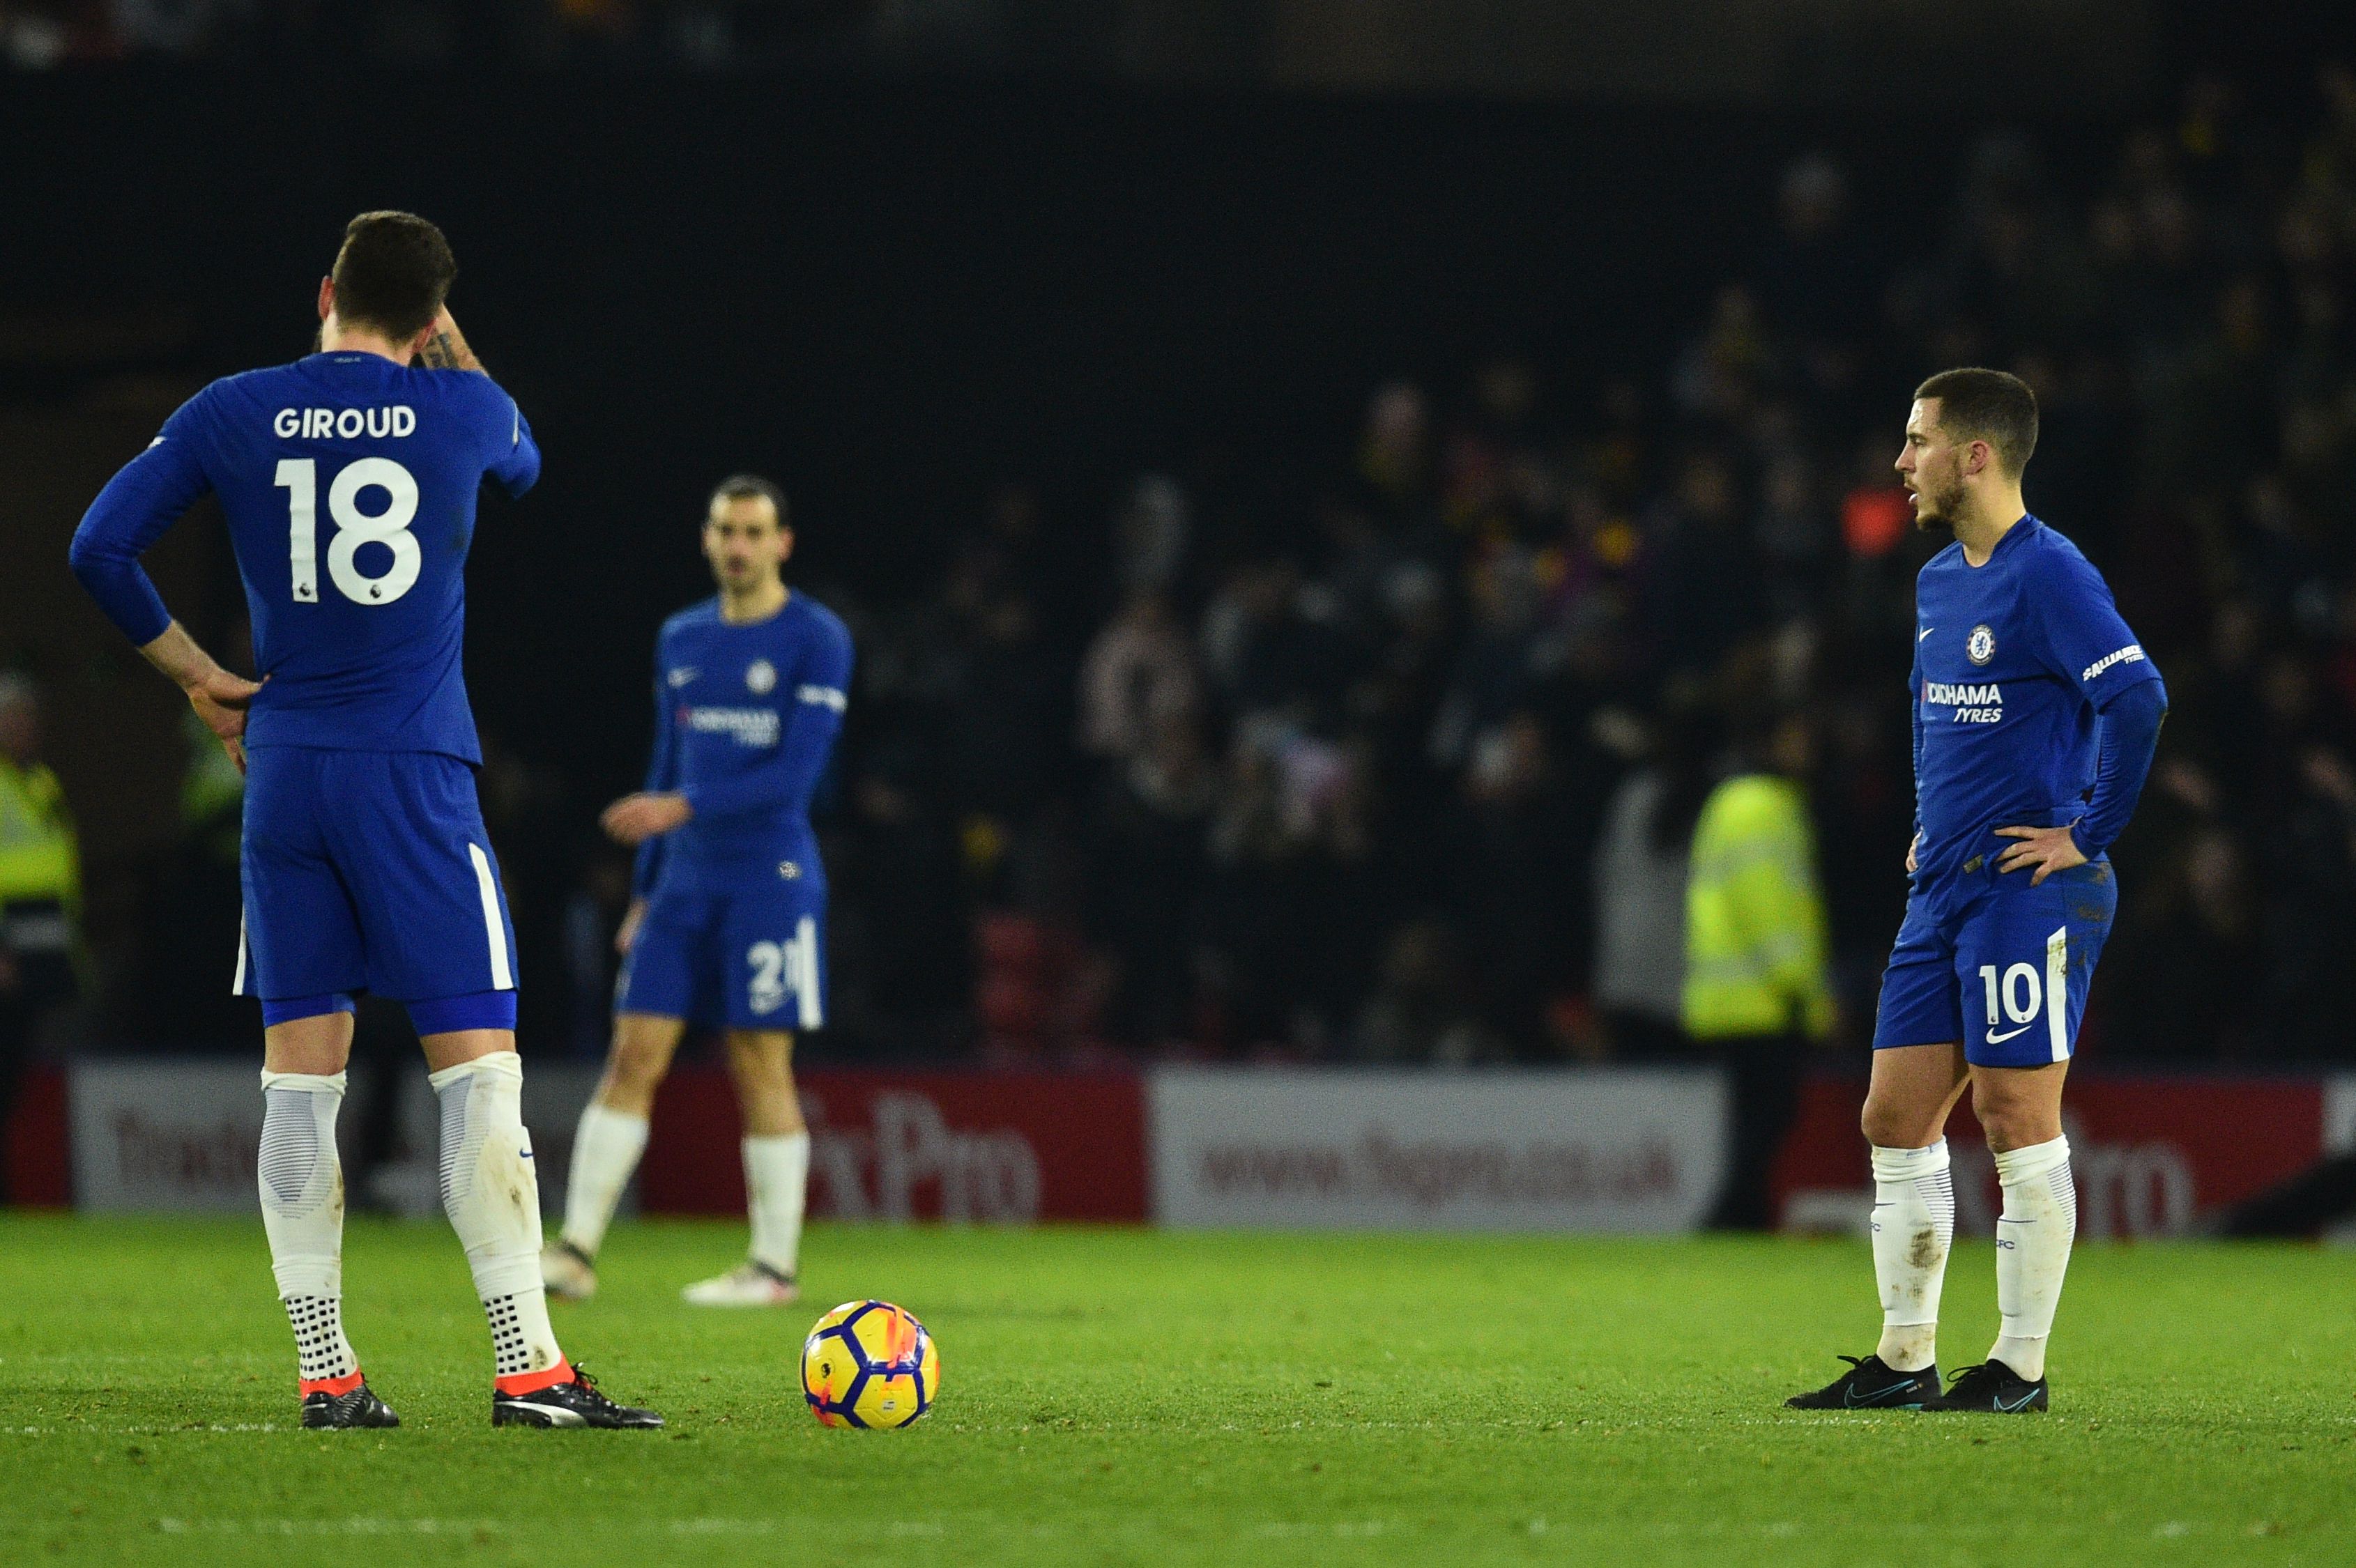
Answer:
[
  {"xmin": 1919, "ymin": 627, "xmax": 1934, "ymax": 641},
  {"xmin": 1985, "ymin": 1023, "xmax": 2033, "ymax": 1043},
  {"xmin": 1845, "ymin": 1382, "xmax": 1917, "ymax": 1407},
  {"xmin": 1996, "ymin": 1390, "xmax": 2039, "ymax": 1412},
  {"xmin": 668, "ymin": 668, "xmax": 698, "ymax": 687}
]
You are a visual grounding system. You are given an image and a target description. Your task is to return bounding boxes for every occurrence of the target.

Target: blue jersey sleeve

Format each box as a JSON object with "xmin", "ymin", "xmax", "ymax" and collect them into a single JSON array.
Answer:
[
  {"xmin": 469, "ymin": 374, "xmax": 540, "ymax": 498},
  {"xmin": 2069, "ymin": 678, "xmax": 2167, "ymax": 860},
  {"xmin": 629, "ymin": 641, "xmax": 680, "ymax": 899},
  {"xmin": 68, "ymin": 390, "xmax": 217, "ymax": 645},
  {"xmin": 2030, "ymin": 548, "xmax": 2164, "ymax": 710},
  {"xmin": 679, "ymin": 615, "xmax": 852, "ymax": 822}
]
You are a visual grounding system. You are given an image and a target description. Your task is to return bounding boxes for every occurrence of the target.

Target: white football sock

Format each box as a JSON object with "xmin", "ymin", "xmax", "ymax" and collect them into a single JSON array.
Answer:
[
  {"xmin": 744, "ymin": 1130, "xmax": 811, "ymax": 1277},
  {"xmin": 430, "ymin": 1052, "xmax": 567, "ymax": 1385},
  {"xmin": 1869, "ymin": 1139, "xmax": 1955, "ymax": 1372},
  {"xmin": 560, "ymin": 1101, "xmax": 650, "ymax": 1260},
  {"xmin": 1989, "ymin": 1135, "xmax": 2075, "ymax": 1381},
  {"xmin": 258, "ymin": 1069, "xmax": 360, "ymax": 1387}
]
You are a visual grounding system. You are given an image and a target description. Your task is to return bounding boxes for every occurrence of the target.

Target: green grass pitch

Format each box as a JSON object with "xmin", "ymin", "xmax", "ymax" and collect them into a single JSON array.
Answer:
[{"xmin": 0, "ymin": 1215, "xmax": 2348, "ymax": 1566}]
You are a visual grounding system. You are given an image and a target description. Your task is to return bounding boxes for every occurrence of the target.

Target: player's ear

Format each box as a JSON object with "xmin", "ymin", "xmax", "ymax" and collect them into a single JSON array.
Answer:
[
  {"xmin": 316, "ymin": 277, "xmax": 335, "ymax": 323},
  {"xmin": 777, "ymin": 527, "xmax": 796, "ymax": 564}
]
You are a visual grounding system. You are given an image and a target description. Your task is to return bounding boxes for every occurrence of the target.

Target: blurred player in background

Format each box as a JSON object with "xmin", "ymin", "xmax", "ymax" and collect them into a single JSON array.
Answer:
[
  {"xmin": 543, "ymin": 475, "xmax": 851, "ymax": 1307},
  {"xmin": 68, "ymin": 212, "xmax": 660, "ymax": 1431},
  {"xmin": 1789, "ymin": 369, "xmax": 2166, "ymax": 1415}
]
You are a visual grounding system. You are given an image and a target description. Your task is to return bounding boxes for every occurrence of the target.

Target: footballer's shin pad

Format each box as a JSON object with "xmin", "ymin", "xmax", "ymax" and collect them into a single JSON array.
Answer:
[{"xmin": 431, "ymin": 1051, "xmax": 566, "ymax": 1381}]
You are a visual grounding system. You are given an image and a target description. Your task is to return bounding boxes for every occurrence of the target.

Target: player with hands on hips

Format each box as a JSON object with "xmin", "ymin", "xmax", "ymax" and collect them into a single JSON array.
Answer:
[
  {"xmin": 1787, "ymin": 369, "xmax": 2166, "ymax": 1416},
  {"xmin": 544, "ymin": 475, "xmax": 852, "ymax": 1307},
  {"xmin": 69, "ymin": 212, "xmax": 659, "ymax": 1431}
]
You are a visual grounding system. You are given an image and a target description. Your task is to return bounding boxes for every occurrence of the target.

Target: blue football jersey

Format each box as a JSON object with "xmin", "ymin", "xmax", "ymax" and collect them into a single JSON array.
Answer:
[
  {"xmin": 71, "ymin": 351, "xmax": 539, "ymax": 762},
  {"xmin": 632, "ymin": 592, "xmax": 853, "ymax": 898},
  {"xmin": 1909, "ymin": 515, "xmax": 2164, "ymax": 887}
]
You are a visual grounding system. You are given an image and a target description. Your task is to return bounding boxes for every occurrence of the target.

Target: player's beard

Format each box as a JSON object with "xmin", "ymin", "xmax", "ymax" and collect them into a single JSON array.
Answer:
[{"xmin": 1911, "ymin": 472, "xmax": 1966, "ymax": 532}]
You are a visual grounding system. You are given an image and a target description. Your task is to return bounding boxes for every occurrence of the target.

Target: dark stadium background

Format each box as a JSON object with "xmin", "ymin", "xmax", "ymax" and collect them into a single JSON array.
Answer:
[{"xmin": 3, "ymin": 4, "xmax": 2353, "ymax": 1228}]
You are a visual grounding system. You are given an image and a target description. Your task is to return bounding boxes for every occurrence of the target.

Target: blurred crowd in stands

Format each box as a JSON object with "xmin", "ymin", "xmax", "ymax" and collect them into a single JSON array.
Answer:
[
  {"xmin": 803, "ymin": 67, "xmax": 2356, "ymax": 1068},
  {"xmin": 10, "ymin": 66, "xmax": 2356, "ymax": 1079},
  {"xmin": 0, "ymin": 0, "xmax": 1081, "ymax": 70}
]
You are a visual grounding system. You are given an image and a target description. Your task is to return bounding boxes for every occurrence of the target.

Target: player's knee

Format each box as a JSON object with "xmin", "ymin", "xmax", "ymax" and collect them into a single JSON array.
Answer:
[
  {"xmin": 725, "ymin": 1031, "xmax": 794, "ymax": 1083},
  {"xmin": 1859, "ymin": 1096, "xmax": 1911, "ymax": 1148},
  {"xmin": 607, "ymin": 1032, "xmax": 675, "ymax": 1093}
]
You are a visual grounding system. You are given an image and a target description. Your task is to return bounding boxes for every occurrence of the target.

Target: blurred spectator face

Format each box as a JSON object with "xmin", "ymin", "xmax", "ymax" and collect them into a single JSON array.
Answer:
[
  {"xmin": 1779, "ymin": 155, "xmax": 1846, "ymax": 240},
  {"xmin": 1467, "ymin": 712, "xmax": 1547, "ymax": 801},
  {"xmin": 1368, "ymin": 381, "xmax": 1428, "ymax": 457},
  {"xmin": 0, "ymin": 678, "xmax": 38, "ymax": 766},
  {"xmin": 1676, "ymin": 452, "xmax": 1736, "ymax": 523},
  {"xmin": 1767, "ymin": 712, "xmax": 1816, "ymax": 780},
  {"xmin": 701, "ymin": 492, "xmax": 791, "ymax": 594}
]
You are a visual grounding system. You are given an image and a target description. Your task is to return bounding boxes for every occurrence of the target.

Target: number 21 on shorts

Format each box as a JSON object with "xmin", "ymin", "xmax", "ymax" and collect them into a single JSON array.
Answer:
[{"xmin": 275, "ymin": 457, "xmax": 422, "ymax": 606}]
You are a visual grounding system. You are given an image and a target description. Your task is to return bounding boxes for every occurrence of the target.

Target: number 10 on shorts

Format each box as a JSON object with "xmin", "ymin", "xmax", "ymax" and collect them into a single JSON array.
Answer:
[{"xmin": 1977, "ymin": 924, "xmax": 2070, "ymax": 1060}]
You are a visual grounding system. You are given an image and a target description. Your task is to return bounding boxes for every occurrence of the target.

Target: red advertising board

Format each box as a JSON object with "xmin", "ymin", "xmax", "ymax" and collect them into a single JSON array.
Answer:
[
  {"xmin": 1773, "ymin": 1074, "xmax": 2325, "ymax": 1238},
  {"xmin": 641, "ymin": 1067, "xmax": 1147, "ymax": 1223}
]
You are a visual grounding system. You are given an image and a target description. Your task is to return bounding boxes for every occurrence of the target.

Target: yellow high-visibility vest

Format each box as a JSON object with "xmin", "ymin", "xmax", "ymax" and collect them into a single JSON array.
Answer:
[
  {"xmin": 1681, "ymin": 774, "xmax": 1833, "ymax": 1041},
  {"xmin": 0, "ymin": 755, "xmax": 80, "ymax": 912}
]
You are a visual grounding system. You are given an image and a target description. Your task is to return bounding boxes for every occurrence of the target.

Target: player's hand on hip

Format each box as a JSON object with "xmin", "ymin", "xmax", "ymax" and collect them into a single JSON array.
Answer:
[
  {"xmin": 1993, "ymin": 823, "xmax": 2086, "ymax": 886},
  {"xmin": 186, "ymin": 668, "xmax": 263, "ymax": 774},
  {"xmin": 615, "ymin": 898, "xmax": 647, "ymax": 957},
  {"xmin": 1905, "ymin": 829, "xmax": 1921, "ymax": 875},
  {"xmin": 602, "ymin": 792, "xmax": 693, "ymax": 845}
]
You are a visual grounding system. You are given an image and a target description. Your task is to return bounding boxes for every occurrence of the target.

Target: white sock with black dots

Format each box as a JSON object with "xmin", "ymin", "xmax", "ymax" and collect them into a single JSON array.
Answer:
[
  {"xmin": 429, "ymin": 1051, "xmax": 569, "ymax": 1389},
  {"xmin": 744, "ymin": 1130, "xmax": 811, "ymax": 1278},
  {"xmin": 257, "ymin": 1069, "xmax": 361, "ymax": 1390},
  {"xmin": 1989, "ymin": 1135, "xmax": 2075, "ymax": 1382},
  {"xmin": 560, "ymin": 1100, "xmax": 650, "ymax": 1261},
  {"xmin": 1869, "ymin": 1139, "xmax": 1955, "ymax": 1373}
]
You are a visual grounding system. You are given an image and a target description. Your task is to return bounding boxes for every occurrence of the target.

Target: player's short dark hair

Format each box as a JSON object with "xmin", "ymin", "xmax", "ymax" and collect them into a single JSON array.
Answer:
[
  {"xmin": 330, "ymin": 211, "xmax": 457, "ymax": 343},
  {"xmin": 708, "ymin": 474, "xmax": 789, "ymax": 528},
  {"xmin": 1914, "ymin": 367, "xmax": 2039, "ymax": 475}
]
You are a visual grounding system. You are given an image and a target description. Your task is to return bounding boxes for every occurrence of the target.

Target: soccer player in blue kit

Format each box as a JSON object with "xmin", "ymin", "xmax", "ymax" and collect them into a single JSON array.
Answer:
[
  {"xmin": 540, "ymin": 475, "xmax": 851, "ymax": 1307},
  {"xmin": 1789, "ymin": 369, "xmax": 2167, "ymax": 1415},
  {"xmin": 68, "ymin": 212, "xmax": 659, "ymax": 1431}
]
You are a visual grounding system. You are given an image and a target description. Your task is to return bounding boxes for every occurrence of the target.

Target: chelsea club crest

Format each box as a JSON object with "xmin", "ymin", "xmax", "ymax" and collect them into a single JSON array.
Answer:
[
  {"xmin": 1966, "ymin": 624, "xmax": 1996, "ymax": 666},
  {"xmin": 745, "ymin": 658, "xmax": 777, "ymax": 694}
]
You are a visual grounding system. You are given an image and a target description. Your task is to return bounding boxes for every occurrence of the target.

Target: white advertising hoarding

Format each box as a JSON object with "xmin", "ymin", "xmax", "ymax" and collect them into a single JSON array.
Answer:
[
  {"xmin": 69, "ymin": 1057, "xmax": 606, "ymax": 1214},
  {"xmin": 1147, "ymin": 1066, "xmax": 1727, "ymax": 1232}
]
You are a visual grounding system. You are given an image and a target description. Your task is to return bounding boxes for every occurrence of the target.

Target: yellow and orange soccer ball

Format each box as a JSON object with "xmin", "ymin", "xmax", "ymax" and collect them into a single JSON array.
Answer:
[{"xmin": 800, "ymin": 1300, "xmax": 940, "ymax": 1429}]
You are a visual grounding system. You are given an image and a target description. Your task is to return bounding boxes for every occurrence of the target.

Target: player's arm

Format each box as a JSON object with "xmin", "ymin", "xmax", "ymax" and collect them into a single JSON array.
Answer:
[
  {"xmin": 418, "ymin": 305, "xmax": 542, "ymax": 500},
  {"xmin": 1997, "ymin": 555, "xmax": 2168, "ymax": 883},
  {"xmin": 68, "ymin": 405, "xmax": 263, "ymax": 770},
  {"xmin": 607, "ymin": 622, "xmax": 852, "ymax": 843},
  {"xmin": 414, "ymin": 306, "xmax": 486, "ymax": 373},
  {"xmin": 609, "ymin": 652, "xmax": 682, "ymax": 951}
]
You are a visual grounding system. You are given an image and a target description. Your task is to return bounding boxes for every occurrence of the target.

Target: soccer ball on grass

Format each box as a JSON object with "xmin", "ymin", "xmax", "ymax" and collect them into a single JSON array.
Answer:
[{"xmin": 801, "ymin": 1300, "xmax": 940, "ymax": 1429}]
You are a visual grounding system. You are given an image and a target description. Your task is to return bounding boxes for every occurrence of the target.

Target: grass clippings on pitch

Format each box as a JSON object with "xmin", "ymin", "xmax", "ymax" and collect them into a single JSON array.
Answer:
[{"xmin": 0, "ymin": 1216, "xmax": 2348, "ymax": 1566}]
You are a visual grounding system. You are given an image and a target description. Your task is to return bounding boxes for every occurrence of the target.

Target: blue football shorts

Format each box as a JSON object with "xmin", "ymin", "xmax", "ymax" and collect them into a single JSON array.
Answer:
[
  {"xmin": 235, "ymin": 748, "xmax": 519, "ymax": 1006},
  {"xmin": 616, "ymin": 879, "xmax": 828, "ymax": 1033},
  {"xmin": 1872, "ymin": 855, "xmax": 2117, "ymax": 1068}
]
